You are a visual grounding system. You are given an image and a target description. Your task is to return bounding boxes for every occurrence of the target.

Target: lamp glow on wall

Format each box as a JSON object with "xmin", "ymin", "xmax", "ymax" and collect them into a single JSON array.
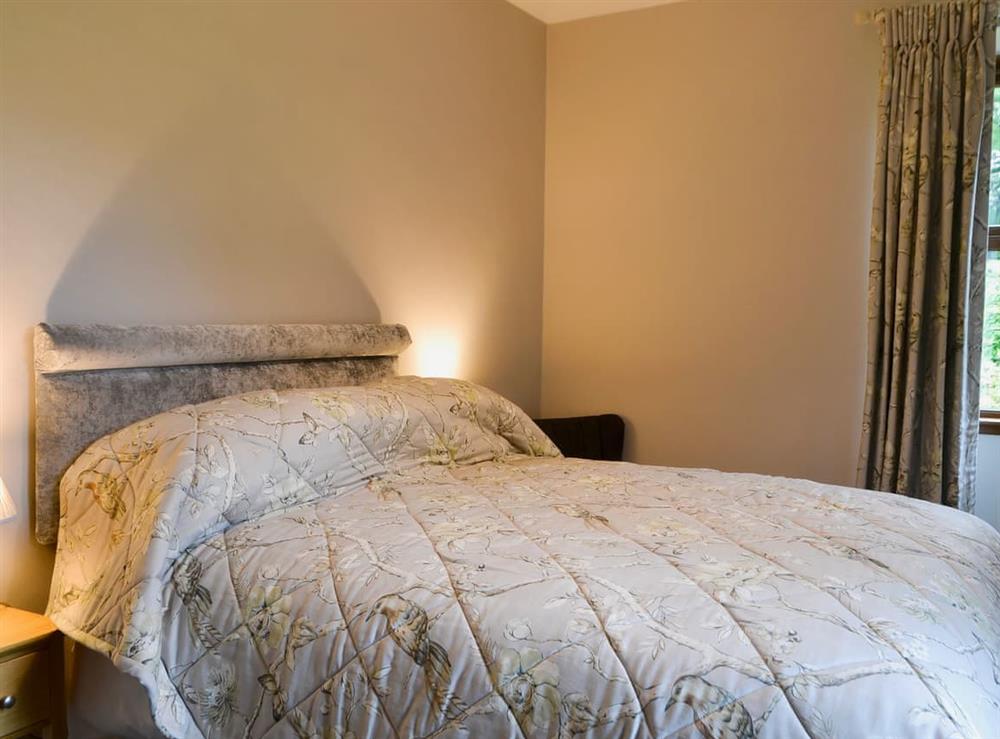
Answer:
[
  {"xmin": 0, "ymin": 478, "xmax": 15, "ymax": 523},
  {"xmin": 416, "ymin": 332, "xmax": 460, "ymax": 378}
]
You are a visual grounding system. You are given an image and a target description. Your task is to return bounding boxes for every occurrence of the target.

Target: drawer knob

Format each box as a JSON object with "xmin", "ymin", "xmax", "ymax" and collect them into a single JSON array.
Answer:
[{"xmin": 0, "ymin": 695, "xmax": 14, "ymax": 710}]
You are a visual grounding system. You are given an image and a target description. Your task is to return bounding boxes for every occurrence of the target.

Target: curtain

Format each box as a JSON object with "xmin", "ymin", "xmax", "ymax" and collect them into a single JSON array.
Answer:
[{"xmin": 858, "ymin": 0, "xmax": 996, "ymax": 510}]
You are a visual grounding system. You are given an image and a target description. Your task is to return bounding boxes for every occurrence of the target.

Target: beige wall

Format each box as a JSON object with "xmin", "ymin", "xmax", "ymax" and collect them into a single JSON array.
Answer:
[
  {"xmin": 0, "ymin": 0, "xmax": 545, "ymax": 611},
  {"xmin": 543, "ymin": 0, "xmax": 883, "ymax": 485}
]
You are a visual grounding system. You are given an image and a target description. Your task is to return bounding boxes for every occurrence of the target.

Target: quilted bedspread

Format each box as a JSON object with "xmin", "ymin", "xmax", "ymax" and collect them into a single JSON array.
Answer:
[{"xmin": 48, "ymin": 378, "xmax": 1000, "ymax": 739}]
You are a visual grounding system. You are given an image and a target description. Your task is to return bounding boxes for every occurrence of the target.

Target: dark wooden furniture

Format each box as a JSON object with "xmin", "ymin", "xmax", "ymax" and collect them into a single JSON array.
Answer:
[{"xmin": 533, "ymin": 414, "xmax": 625, "ymax": 461}]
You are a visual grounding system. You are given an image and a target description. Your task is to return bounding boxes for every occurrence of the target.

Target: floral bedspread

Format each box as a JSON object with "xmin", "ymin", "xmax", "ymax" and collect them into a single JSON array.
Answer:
[{"xmin": 47, "ymin": 377, "xmax": 1000, "ymax": 738}]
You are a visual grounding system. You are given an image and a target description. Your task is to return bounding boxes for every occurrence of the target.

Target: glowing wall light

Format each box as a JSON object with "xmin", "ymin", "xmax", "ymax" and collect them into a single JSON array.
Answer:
[{"xmin": 416, "ymin": 333, "xmax": 460, "ymax": 378}]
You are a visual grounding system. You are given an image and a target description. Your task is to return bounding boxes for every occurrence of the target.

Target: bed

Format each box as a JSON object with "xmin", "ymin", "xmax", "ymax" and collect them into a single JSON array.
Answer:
[{"xmin": 37, "ymin": 323, "xmax": 1000, "ymax": 739}]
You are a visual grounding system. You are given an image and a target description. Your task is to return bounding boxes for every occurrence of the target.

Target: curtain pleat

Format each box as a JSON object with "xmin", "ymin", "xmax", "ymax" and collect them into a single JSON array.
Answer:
[{"xmin": 858, "ymin": 0, "xmax": 995, "ymax": 510}]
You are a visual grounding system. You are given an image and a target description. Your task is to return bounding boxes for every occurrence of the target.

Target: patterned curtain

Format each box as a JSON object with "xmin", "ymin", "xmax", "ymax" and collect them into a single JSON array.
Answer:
[{"xmin": 858, "ymin": 1, "xmax": 996, "ymax": 510}]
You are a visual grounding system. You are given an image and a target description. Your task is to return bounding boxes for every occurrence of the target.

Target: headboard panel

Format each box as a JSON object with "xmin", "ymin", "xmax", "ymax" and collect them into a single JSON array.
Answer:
[{"xmin": 33, "ymin": 323, "xmax": 410, "ymax": 544}]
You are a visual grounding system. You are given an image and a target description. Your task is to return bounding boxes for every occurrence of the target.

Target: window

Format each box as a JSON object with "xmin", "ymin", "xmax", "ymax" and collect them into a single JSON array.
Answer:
[
  {"xmin": 983, "ymin": 79, "xmax": 1000, "ymax": 434},
  {"xmin": 984, "ymin": 248, "xmax": 999, "ymax": 432}
]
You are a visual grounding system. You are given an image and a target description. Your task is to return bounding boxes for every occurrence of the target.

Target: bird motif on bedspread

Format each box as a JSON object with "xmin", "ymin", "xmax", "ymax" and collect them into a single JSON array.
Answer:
[
  {"xmin": 803, "ymin": 537, "xmax": 892, "ymax": 572},
  {"xmin": 78, "ymin": 469, "xmax": 127, "ymax": 520},
  {"xmin": 665, "ymin": 675, "xmax": 756, "ymax": 739},
  {"xmin": 171, "ymin": 552, "xmax": 223, "ymax": 648},
  {"xmin": 552, "ymin": 502, "xmax": 610, "ymax": 529},
  {"xmin": 366, "ymin": 593, "xmax": 463, "ymax": 720},
  {"xmin": 45, "ymin": 377, "xmax": 1000, "ymax": 739},
  {"xmin": 559, "ymin": 692, "xmax": 601, "ymax": 738}
]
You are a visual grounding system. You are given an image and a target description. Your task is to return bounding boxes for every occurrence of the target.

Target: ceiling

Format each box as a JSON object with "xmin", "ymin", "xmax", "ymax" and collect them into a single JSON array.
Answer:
[{"xmin": 506, "ymin": 0, "xmax": 681, "ymax": 24}]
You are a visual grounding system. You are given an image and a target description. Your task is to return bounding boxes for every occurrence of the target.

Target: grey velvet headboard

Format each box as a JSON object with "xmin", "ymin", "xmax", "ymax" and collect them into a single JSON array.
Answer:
[{"xmin": 33, "ymin": 323, "xmax": 410, "ymax": 544}]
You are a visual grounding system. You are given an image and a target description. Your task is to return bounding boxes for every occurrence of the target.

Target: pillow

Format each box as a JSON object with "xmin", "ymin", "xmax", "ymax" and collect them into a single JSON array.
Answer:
[{"xmin": 48, "ymin": 377, "xmax": 560, "ymax": 693}]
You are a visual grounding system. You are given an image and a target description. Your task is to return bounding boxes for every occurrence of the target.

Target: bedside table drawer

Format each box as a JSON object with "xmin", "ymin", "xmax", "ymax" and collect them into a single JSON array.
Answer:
[{"xmin": 0, "ymin": 650, "xmax": 49, "ymax": 736}]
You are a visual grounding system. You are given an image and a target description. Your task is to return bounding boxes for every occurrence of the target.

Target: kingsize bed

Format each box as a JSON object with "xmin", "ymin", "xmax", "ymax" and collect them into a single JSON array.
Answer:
[{"xmin": 37, "ymin": 324, "xmax": 1000, "ymax": 739}]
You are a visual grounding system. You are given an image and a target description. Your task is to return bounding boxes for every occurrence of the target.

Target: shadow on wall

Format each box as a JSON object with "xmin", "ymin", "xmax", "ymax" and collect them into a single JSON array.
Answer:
[{"xmin": 47, "ymin": 92, "xmax": 380, "ymax": 325}]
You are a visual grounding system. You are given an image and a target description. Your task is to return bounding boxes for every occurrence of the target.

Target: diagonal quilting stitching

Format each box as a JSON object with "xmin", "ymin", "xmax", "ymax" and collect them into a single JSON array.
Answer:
[
  {"xmin": 218, "ymin": 530, "xmax": 284, "ymax": 739},
  {"xmin": 108, "ymin": 427, "xmax": 141, "ymax": 573},
  {"xmin": 494, "ymin": 465, "xmax": 779, "ymax": 681},
  {"xmin": 576, "ymin": 466, "xmax": 954, "ymax": 727},
  {"xmin": 693, "ymin": 493, "xmax": 974, "ymax": 734},
  {"xmin": 311, "ymin": 514, "xmax": 402, "ymax": 739},
  {"xmin": 233, "ymin": 531, "xmax": 445, "ymax": 739},
  {"xmin": 390, "ymin": 480, "xmax": 529, "ymax": 739},
  {"xmin": 691, "ymin": 478, "xmax": 984, "ymax": 729},
  {"xmin": 100, "ymin": 410, "xmax": 204, "ymax": 739},
  {"xmin": 111, "ymin": 407, "xmax": 197, "ymax": 571},
  {"xmin": 659, "ymin": 680, "xmax": 785, "ymax": 738},
  {"xmin": 268, "ymin": 388, "xmax": 425, "ymax": 520},
  {"xmin": 77, "ymin": 447, "xmax": 136, "ymax": 637},
  {"xmin": 784, "ymin": 485, "xmax": 1000, "ymax": 611},
  {"xmin": 641, "ymin": 476, "xmax": 964, "ymax": 731},
  {"xmin": 295, "ymin": 409, "xmax": 387, "ymax": 482},
  {"xmin": 419, "ymin": 686, "xmax": 512, "ymax": 739},
  {"xmin": 235, "ymin": 496, "xmax": 449, "ymax": 737},
  {"xmin": 460, "ymin": 472, "xmax": 658, "ymax": 739},
  {"xmin": 503, "ymin": 461, "xmax": 814, "ymax": 737},
  {"xmin": 166, "ymin": 534, "xmax": 369, "ymax": 687},
  {"xmin": 407, "ymin": 402, "xmax": 509, "ymax": 469},
  {"xmin": 247, "ymin": 486, "xmax": 468, "ymax": 738},
  {"xmin": 227, "ymin": 443, "xmax": 451, "ymax": 660},
  {"xmin": 254, "ymin": 597, "xmax": 459, "ymax": 739},
  {"xmin": 208, "ymin": 498, "xmax": 411, "ymax": 736},
  {"xmin": 784, "ymin": 529, "xmax": 1000, "ymax": 687},
  {"xmin": 524, "ymin": 460, "xmax": 970, "ymax": 737},
  {"xmin": 67, "ymin": 389, "xmax": 506, "ymax": 737},
  {"xmin": 85, "ymin": 430, "xmax": 158, "ymax": 630},
  {"xmin": 777, "ymin": 512, "xmax": 973, "ymax": 646},
  {"xmin": 347, "ymin": 384, "xmax": 416, "ymax": 462},
  {"xmin": 115, "ymin": 388, "xmax": 992, "ymax": 738},
  {"xmin": 152, "ymin": 659, "xmax": 201, "ymax": 739}
]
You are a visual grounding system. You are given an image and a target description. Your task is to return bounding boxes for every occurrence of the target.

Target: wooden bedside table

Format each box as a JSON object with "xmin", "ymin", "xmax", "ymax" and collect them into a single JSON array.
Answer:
[{"xmin": 0, "ymin": 606, "xmax": 65, "ymax": 739}]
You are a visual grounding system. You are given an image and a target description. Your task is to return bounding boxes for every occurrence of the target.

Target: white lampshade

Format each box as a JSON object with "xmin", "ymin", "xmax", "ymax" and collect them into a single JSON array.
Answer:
[{"xmin": 0, "ymin": 478, "xmax": 16, "ymax": 523}]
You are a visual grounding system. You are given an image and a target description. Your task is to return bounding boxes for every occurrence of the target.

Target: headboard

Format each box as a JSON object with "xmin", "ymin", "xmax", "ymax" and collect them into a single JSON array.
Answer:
[{"xmin": 33, "ymin": 322, "xmax": 410, "ymax": 544}]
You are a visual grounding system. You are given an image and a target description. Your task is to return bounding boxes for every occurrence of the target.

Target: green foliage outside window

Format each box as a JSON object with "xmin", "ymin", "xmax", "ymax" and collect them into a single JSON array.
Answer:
[
  {"xmin": 989, "ymin": 88, "xmax": 1000, "ymax": 226},
  {"xmin": 984, "ymin": 254, "xmax": 1000, "ymax": 410},
  {"xmin": 983, "ymin": 87, "xmax": 1000, "ymax": 411}
]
